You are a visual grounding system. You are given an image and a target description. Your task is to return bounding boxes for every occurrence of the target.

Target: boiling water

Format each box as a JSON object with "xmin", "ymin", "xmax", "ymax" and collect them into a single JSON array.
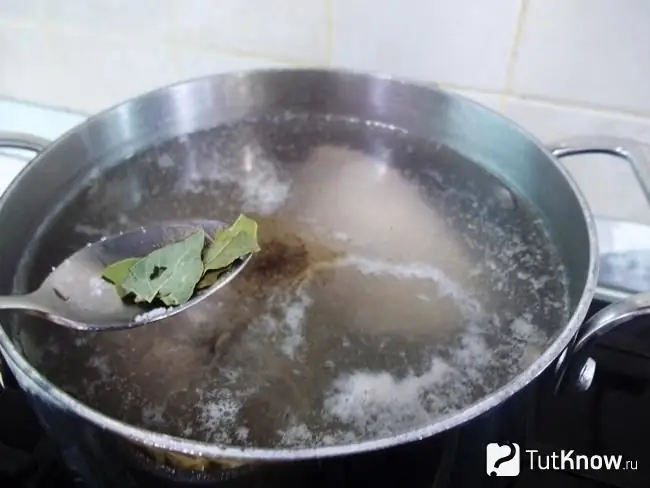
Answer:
[{"xmin": 15, "ymin": 113, "xmax": 569, "ymax": 449}]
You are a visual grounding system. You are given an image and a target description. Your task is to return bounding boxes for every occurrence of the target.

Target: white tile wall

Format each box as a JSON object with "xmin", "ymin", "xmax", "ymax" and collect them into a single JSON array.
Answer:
[
  {"xmin": 2, "ymin": 0, "xmax": 650, "ymax": 222},
  {"xmin": 42, "ymin": 0, "xmax": 173, "ymax": 41},
  {"xmin": 175, "ymin": 50, "xmax": 289, "ymax": 84},
  {"xmin": 171, "ymin": 0, "xmax": 328, "ymax": 63},
  {"xmin": 0, "ymin": 0, "xmax": 46, "ymax": 20},
  {"xmin": 44, "ymin": 29, "xmax": 182, "ymax": 113},
  {"xmin": 330, "ymin": 0, "xmax": 521, "ymax": 91},
  {"xmin": 2, "ymin": 0, "xmax": 649, "ymax": 118},
  {"xmin": 511, "ymin": 0, "xmax": 650, "ymax": 116},
  {"xmin": 0, "ymin": 21, "xmax": 49, "ymax": 105}
]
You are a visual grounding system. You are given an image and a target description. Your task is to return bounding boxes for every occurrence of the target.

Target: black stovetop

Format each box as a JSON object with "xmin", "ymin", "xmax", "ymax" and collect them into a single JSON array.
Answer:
[{"xmin": 2, "ymin": 300, "xmax": 650, "ymax": 488}]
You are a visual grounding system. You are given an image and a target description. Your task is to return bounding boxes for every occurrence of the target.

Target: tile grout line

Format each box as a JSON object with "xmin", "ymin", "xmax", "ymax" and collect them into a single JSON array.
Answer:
[
  {"xmin": 325, "ymin": 0, "xmax": 334, "ymax": 65},
  {"xmin": 165, "ymin": 40, "xmax": 314, "ymax": 67},
  {"xmin": 162, "ymin": 0, "xmax": 311, "ymax": 68},
  {"xmin": 501, "ymin": 0, "xmax": 530, "ymax": 111},
  {"xmin": 505, "ymin": 93, "xmax": 650, "ymax": 121},
  {"xmin": 0, "ymin": 95, "xmax": 89, "ymax": 117},
  {"xmin": 439, "ymin": 81, "xmax": 650, "ymax": 123},
  {"xmin": 0, "ymin": 95, "xmax": 91, "ymax": 118}
]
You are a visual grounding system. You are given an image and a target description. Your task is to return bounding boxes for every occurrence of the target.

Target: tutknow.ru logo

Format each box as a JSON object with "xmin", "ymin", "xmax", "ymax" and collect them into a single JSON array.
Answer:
[{"xmin": 486, "ymin": 443, "xmax": 638, "ymax": 477}]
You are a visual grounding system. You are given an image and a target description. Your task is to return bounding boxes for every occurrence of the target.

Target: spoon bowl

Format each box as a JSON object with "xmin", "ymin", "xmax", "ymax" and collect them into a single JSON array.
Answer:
[{"xmin": 0, "ymin": 220, "xmax": 252, "ymax": 331}]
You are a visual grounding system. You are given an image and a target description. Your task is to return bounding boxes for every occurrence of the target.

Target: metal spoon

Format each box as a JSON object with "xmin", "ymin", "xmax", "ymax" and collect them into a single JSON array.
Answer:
[{"xmin": 0, "ymin": 220, "xmax": 252, "ymax": 331}]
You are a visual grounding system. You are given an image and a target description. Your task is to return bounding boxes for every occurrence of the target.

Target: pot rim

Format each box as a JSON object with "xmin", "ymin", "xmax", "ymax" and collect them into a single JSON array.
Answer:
[{"xmin": 0, "ymin": 67, "xmax": 599, "ymax": 461}]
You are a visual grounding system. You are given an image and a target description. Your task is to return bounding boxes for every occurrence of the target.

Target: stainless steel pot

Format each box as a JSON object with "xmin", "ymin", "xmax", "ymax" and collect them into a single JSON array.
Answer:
[{"xmin": 1, "ymin": 69, "xmax": 650, "ymax": 468}]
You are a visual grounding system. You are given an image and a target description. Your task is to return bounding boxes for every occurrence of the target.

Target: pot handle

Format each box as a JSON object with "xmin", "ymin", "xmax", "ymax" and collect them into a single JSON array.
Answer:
[
  {"xmin": 0, "ymin": 132, "xmax": 50, "ymax": 390},
  {"xmin": 550, "ymin": 135, "xmax": 650, "ymax": 203},
  {"xmin": 0, "ymin": 131, "xmax": 50, "ymax": 153},
  {"xmin": 549, "ymin": 136, "xmax": 650, "ymax": 394}
]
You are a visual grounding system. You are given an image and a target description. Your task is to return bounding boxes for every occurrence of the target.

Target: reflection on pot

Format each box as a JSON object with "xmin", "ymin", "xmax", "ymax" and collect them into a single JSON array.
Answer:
[
  {"xmin": 142, "ymin": 445, "xmax": 250, "ymax": 471},
  {"xmin": 114, "ymin": 436, "xmax": 260, "ymax": 484}
]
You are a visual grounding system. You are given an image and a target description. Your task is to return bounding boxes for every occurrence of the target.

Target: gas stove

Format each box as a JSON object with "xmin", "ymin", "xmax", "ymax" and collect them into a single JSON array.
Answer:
[{"xmin": 2, "ymin": 98, "xmax": 650, "ymax": 487}]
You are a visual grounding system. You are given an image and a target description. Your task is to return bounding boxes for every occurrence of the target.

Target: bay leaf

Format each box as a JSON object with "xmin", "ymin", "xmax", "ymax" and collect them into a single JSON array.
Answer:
[
  {"xmin": 102, "ymin": 257, "xmax": 139, "ymax": 298},
  {"xmin": 196, "ymin": 269, "xmax": 225, "ymax": 290},
  {"xmin": 120, "ymin": 229, "xmax": 206, "ymax": 306},
  {"xmin": 102, "ymin": 257, "xmax": 139, "ymax": 285},
  {"xmin": 202, "ymin": 214, "xmax": 260, "ymax": 274}
]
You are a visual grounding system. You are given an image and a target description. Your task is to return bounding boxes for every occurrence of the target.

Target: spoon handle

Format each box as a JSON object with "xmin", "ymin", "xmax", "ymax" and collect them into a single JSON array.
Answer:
[{"xmin": 0, "ymin": 294, "xmax": 43, "ymax": 312}]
